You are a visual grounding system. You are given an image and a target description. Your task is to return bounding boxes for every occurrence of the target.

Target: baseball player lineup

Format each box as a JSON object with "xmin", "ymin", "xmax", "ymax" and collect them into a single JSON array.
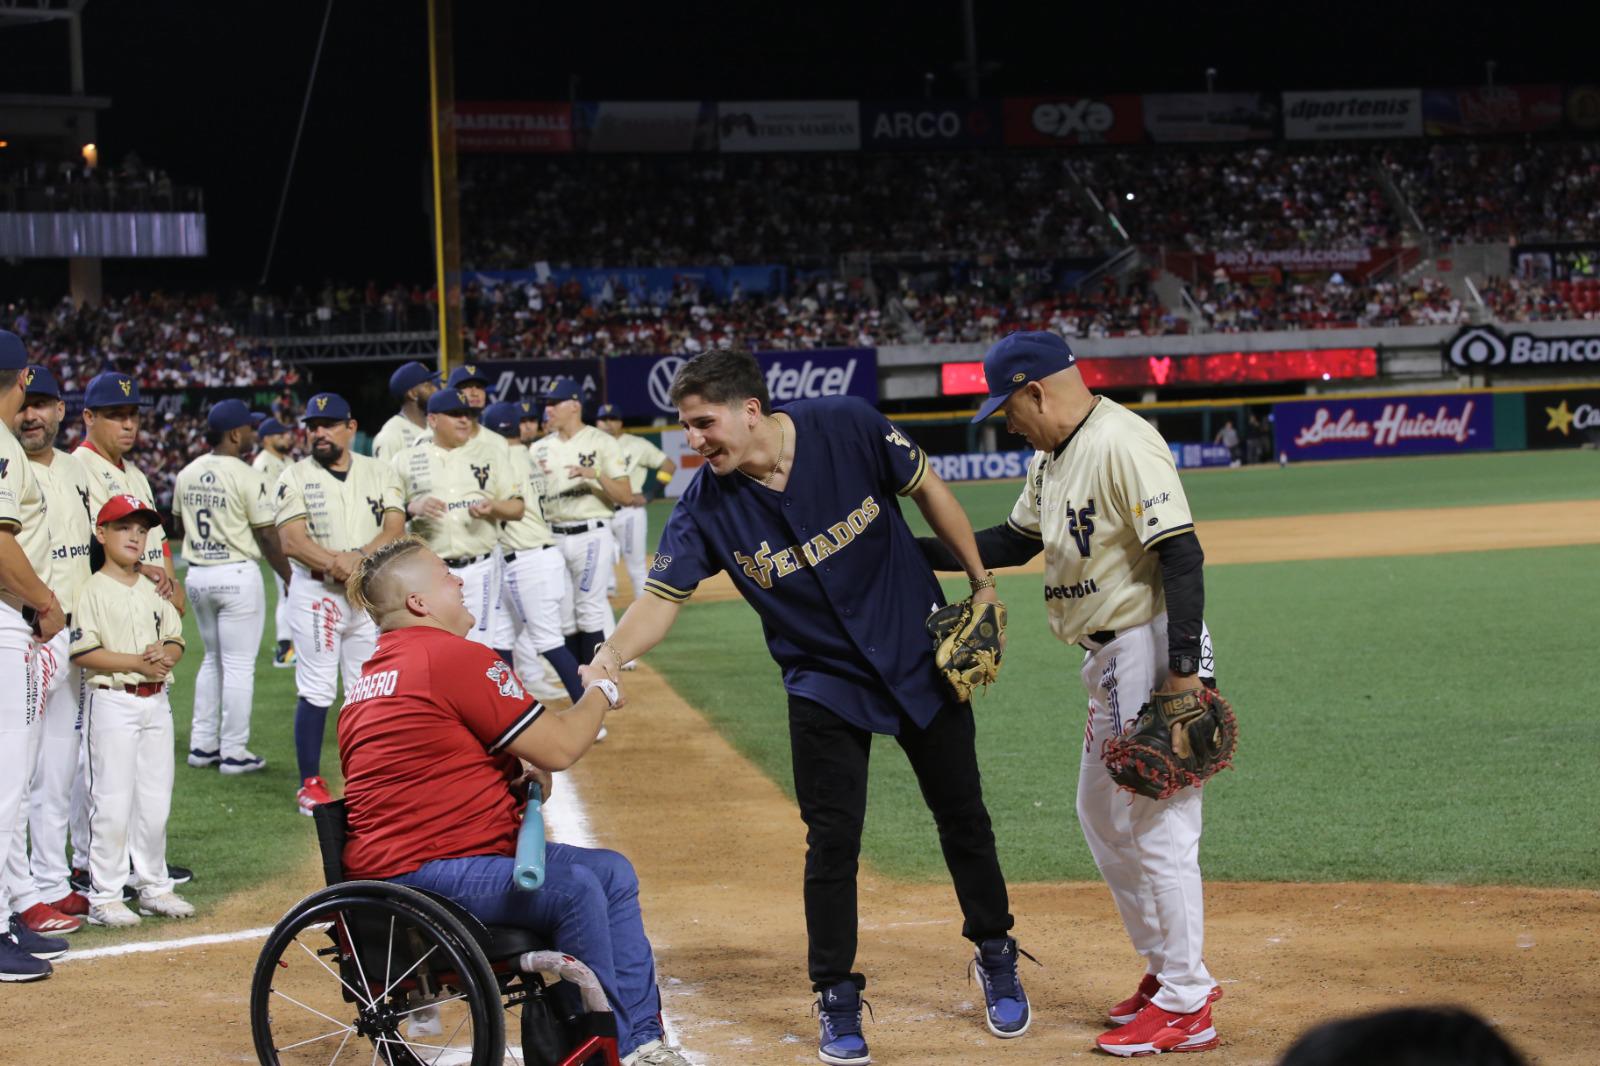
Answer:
[{"xmin": 1, "ymin": 332, "xmax": 1238, "ymax": 1062}]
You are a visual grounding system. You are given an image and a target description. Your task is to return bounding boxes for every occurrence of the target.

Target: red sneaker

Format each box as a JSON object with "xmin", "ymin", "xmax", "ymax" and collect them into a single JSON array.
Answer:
[
  {"xmin": 296, "ymin": 776, "xmax": 333, "ymax": 816},
  {"xmin": 48, "ymin": 892, "xmax": 90, "ymax": 917},
  {"xmin": 20, "ymin": 902, "xmax": 83, "ymax": 935},
  {"xmin": 1109, "ymin": 976, "xmax": 1223, "ymax": 1024},
  {"xmin": 1097, "ymin": 1001, "xmax": 1218, "ymax": 1057}
]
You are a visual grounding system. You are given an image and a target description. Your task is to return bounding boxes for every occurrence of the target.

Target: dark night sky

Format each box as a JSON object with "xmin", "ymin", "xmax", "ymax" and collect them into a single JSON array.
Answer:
[{"xmin": 1, "ymin": 0, "xmax": 1591, "ymax": 293}]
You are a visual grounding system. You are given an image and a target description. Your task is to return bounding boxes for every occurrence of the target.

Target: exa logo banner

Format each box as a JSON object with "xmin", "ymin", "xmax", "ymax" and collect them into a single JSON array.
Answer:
[{"xmin": 1445, "ymin": 325, "xmax": 1600, "ymax": 371}]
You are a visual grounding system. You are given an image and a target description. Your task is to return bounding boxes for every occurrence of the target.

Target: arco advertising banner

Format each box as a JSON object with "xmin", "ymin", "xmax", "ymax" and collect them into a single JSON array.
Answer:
[
  {"xmin": 454, "ymin": 102, "xmax": 573, "ymax": 153},
  {"xmin": 860, "ymin": 100, "xmax": 1002, "ymax": 149},
  {"xmin": 1282, "ymin": 89, "xmax": 1422, "ymax": 139},
  {"xmin": 1003, "ymin": 95, "xmax": 1142, "ymax": 146},
  {"xmin": 1273, "ymin": 393, "xmax": 1492, "ymax": 460}
]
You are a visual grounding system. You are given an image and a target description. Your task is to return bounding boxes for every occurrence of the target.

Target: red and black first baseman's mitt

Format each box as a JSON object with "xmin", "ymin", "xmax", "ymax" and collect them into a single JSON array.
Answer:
[{"xmin": 1102, "ymin": 686, "xmax": 1238, "ymax": 800}]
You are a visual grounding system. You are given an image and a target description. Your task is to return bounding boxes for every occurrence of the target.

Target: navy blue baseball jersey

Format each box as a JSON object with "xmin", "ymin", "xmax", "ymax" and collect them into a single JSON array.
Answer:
[{"xmin": 646, "ymin": 396, "xmax": 950, "ymax": 734}]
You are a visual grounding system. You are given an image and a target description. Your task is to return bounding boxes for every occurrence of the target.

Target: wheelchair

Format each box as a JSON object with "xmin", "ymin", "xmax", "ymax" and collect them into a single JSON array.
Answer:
[{"xmin": 249, "ymin": 800, "xmax": 622, "ymax": 1066}]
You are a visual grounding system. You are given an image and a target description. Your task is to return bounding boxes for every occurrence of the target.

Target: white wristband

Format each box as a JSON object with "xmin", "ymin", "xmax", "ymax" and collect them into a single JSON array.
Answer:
[{"xmin": 586, "ymin": 678, "xmax": 620, "ymax": 709}]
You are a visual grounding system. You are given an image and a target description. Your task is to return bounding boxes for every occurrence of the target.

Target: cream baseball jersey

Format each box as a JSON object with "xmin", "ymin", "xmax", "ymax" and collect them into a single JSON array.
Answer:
[
  {"xmin": 71, "ymin": 570, "xmax": 185, "ymax": 688},
  {"xmin": 371, "ymin": 413, "xmax": 427, "ymax": 464},
  {"xmin": 1007, "ymin": 398, "xmax": 1194, "ymax": 645},
  {"xmin": 529, "ymin": 426, "xmax": 624, "ymax": 524},
  {"xmin": 274, "ymin": 454, "xmax": 405, "ymax": 552},
  {"xmin": 0, "ymin": 421, "xmax": 52, "ymax": 599},
  {"xmin": 252, "ymin": 447, "xmax": 291, "ymax": 487},
  {"xmin": 498, "ymin": 444, "xmax": 554, "ymax": 551},
  {"xmin": 76, "ymin": 444, "xmax": 167, "ymax": 567},
  {"xmin": 175, "ymin": 453, "xmax": 275, "ymax": 566},
  {"xmin": 32, "ymin": 450, "xmax": 94, "ymax": 609},
  {"xmin": 615, "ymin": 433, "xmax": 668, "ymax": 494},
  {"xmin": 392, "ymin": 440, "xmax": 519, "ymax": 559}
]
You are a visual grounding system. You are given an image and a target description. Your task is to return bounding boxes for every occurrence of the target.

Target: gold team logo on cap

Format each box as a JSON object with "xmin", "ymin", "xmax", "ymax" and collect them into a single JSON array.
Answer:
[
  {"xmin": 119, "ymin": 377, "xmax": 132, "ymax": 396},
  {"xmin": 521, "ymin": 402, "xmax": 532, "ymax": 414},
  {"xmin": 1011, "ymin": 372, "xmax": 1026, "ymax": 383},
  {"xmin": 315, "ymin": 396, "xmax": 328, "ymax": 411},
  {"xmin": 464, "ymin": 364, "xmax": 476, "ymax": 376},
  {"xmin": 23, "ymin": 368, "xmax": 34, "ymax": 387}
]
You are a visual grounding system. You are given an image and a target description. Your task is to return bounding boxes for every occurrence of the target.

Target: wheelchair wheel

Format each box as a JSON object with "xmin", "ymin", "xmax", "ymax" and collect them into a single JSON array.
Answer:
[{"xmin": 250, "ymin": 881, "xmax": 507, "ymax": 1065}]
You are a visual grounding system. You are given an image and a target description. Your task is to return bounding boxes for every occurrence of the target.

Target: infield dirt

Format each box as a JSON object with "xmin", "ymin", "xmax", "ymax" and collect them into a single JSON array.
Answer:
[{"xmin": 20, "ymin": 499, "xmax": 1600, "ymax": 1065}]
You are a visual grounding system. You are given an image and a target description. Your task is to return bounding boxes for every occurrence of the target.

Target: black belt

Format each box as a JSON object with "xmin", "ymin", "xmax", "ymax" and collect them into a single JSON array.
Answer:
[
  {"xmin": 500, "ymin": 545, "xmax": 556, "ymax": 562},
  {"xmin": 1079, "ymin": 629, "xmax": 1117, "ymax": 651},
  {"xmin": 443, "ymin": 553, "xmax": 492, "ymax": 569},
  {"xmin": 551, "ymin": 521, "xmax": 606, "ymax": 535}
]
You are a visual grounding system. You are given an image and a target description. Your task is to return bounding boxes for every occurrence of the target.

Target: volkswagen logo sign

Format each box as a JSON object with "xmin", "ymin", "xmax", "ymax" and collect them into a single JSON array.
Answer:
[
  {"xmin": 647, "ymin": 356, "xmax": 686, "ymax": 414},
  {"xmin": 1447, "ymin": 326, "xmax": 1507, "ymax": 369}
]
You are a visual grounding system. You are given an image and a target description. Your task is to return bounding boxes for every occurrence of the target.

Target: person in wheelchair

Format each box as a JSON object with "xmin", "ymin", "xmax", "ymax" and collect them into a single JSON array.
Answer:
[{"xmin": 337, "ymin": 536, "xmax": 689, "ymax": 1066}]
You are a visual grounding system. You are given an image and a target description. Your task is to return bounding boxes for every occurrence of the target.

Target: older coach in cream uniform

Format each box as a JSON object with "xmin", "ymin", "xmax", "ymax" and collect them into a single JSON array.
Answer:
[
  {"xmin": 392, "ymin": 388, "xmax": 523, "ymax": 648},
  {"xmin": 274, "ymin": 392, "xmax": 406, "ymax": 815},
  {"xmin": 531, "ymin": 379, "xmax": 630, "ymax": 666}
]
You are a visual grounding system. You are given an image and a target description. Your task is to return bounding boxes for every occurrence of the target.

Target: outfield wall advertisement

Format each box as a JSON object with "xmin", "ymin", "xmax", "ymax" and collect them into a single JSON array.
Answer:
[
  {"xmin": 1281, "ymin": 89, "xmax": 1422, "ymax": 139},
  {"xmin": 604, "ymin": 349, "xmax": 876, "ymax": 419},
  {"xmin": 478, "ymin": 359, "xmax": 602, "ymax": 406},
  {"xmin": 1444, "ymin": 325, "xmax": 1600, "ymax": 373},
  {"xmin": 1140, "ymin": 92, "xmax": 1279, "ymax": 143},
  {"xmin": 1273, "ymin": 393, "xmax": 1493, "ymax": 460},
  {"xmin": 1524, "ymin": 388, "xmax": 1600, "ymax": 449}
]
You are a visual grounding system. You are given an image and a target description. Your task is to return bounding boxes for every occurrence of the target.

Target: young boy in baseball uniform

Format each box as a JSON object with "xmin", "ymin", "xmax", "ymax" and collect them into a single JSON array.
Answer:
[
  {"xmin": 924, "ymin": 331, "xmax": 1222, "ymax": 1057},
  {"xmin": 71, "ymin": 494, "xmax": 192, "ymax": 928},
  {"xmin": 253, "ymin": 416, "xmax": 297, "ymax": 668}
]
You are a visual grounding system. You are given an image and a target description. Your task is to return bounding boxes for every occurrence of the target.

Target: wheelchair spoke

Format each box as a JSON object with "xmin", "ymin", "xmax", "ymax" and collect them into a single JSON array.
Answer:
[
  {"xmin": 327, "ymin": 1027, "xmax": 355, "ymax": 1065},
  {"xmin": 343, "ymin": 912, "xmax": 376, "ymax": 1008},
  {"xmin": 377, "ymin": 1032, "xmax": 474, "ymax": 1065},
  {"xmin": 278, "ymin": 1025, "xmax": 357, "ymax": 1053},
  {"xmin": 271, "ymin": 987, "xmax": 360, "ymax": 1033},
  {"xmin": 436, "ymin": 1010, "xmax": 470, "ymax": 1064},
  {"xmin": 375, "ymin": 942, "xmax": 439, "ymax": 1005},
  {"xmin": 296, "ymin": 934, "xmax": 375, "ymax": 1009},
  {"xmin": 394, "ymin": 993, "xmax": 468, "ymax": 1017}
]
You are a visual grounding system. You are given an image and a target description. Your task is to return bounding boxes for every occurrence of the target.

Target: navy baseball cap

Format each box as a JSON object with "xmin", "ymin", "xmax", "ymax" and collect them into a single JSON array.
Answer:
[
  {"xmin": 445, "ymin": 364, "xmax": 489, "ymax": 389},
  {"xmin": 543, "ymin": 378, "xmax": 581, "ymax": 404},
  {"xmin": 389, "ymin": 360, "xmax": 439, "ymax": 397},
  {"xmin": 515, "ymin": 399, "xmax": 542, "ymax": 423},
  {"xmin": 301, "ymin": 392, "xmax": 353, "ymax": 422},
  {"xmin": 481, "ymin": 401, "xmax": 520, "ymax": 436},
  {"xmin": 427, "ymin": 389, "xmax": 478, "ymax": 416},
  {"xmin": 0, "ymin": 331, "xmax": 29, "ymax": 371},
  {"xmin": 207, "ymin": 398, "xmax": 254, "ymax": 433},
  {"xmin": 595, "ymin": 403, "xmax": 622, "ymax": 420},
  {"xmin": 970, "ymin": 331, "xmax": 1078, "ymax": 423},
  {"xmin": 84, "ymin": 371, "xmax": 147, "ymax": 409},
  {"xmin": 22, "ymin": 365, "xmax": 61, "ymax": 399},
  {"xmin": 258, "ymin": 417, "xmax": 290, "ymax": 437},
  {"xmin": 250, "ymin": 411, "xmax": 268, "ymax": 427}
]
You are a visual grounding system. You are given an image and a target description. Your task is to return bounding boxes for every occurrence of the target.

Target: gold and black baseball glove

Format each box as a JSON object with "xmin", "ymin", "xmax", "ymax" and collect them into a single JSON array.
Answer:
[{"xmin": 926, "ymin": 598, "xmax": 1006, "ymax": 702}]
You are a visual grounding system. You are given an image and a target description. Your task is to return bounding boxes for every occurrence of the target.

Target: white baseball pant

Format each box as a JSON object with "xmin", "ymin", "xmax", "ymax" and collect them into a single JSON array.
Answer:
[
  {"xmin": 186, "ymin": 560, "xmax": 266, "ymax": 760},
  {"xmin": 0, "ymin": 607, "xmax": 41, "ymax": 925},
  {"xmin": 272, "ymin": 572, "xmax": 290, "ymax": 647},
  {"xmin": 486, "ymin": 547, "xmax": 516, "ymax": 650},
  {"xmin": 555, "ymin": 524, "xmax": 616, "ymax": 634},
  {"xmin": 613, "ymin": 504, "xmax": 649, "ymax": 600},
  {"xmin": 450, "ymin": 555, "xmax": 499, "ymax": 649},
  {"xmin": 288, "ymin": 565, "xmax": 377, "ymax": 707},
  {"xmin": 500, "ymin": 545, "xmax": 567, "ymax": 682},
  {"xmin": 1077, "ymin": 615, "xmax": 1217, "ymax": 1014},
  {"xmin": 84, "ymin": 686, "xmax": 176, "ymax": 906},
  {"xmin": 28, "ymin": 625, "xmax": 83, "ymax": 903}
]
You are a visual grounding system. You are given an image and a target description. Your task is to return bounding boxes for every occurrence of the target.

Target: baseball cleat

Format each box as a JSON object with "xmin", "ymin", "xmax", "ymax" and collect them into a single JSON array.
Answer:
[
  {"xmin": 220, "ymin": 752, "xmax": 267, "ymax": 775},
  {"xmin": 167, "ymin": 863, "xmax": 194, "ymax": 885},
  {"xmin": 19, "ymin": 902, "xmax": 82, "ymax": 935},
  {"xmin": 815, "ymin": 980, "xmax": 871, "ymax": 1065},
  {"xmin": 297, "ymin": 776, "xmax": 334, "ymax": 816},
  {"xmin": 622, "ymin": 1039, "xmax": 693, "ymax": 1065},
  {"xmin": 1109, "ymin": 976, "xmax": 1223, "ymax": 1025},
  {"xmin": 0, "ymin": 935, "xmax": 53, "ymax": 982},
  {"xmin": 68, "ymin": 868, "xmax": 90, "ymax": 895},
  {"xmin": 138, "ymin": 893, "xmax": 196, "ymax": 919},
  {"xmin": 972, "ymin": 935, "xmax": 1035, "ymax": 1037},
  {"xmin": 1096, "ymin": 1001, "xmax": 1218, "ymax": 1057},
  {"xmin": 8, "ymin": 917, "xmax": 69, "ymax": 960},
  {"xmin": 87, "ymin": 901, "xmax": 141, "ymax": 928},
  {"xmin": 186, "ymin": 748, "xmax": 221, "ymax": 768},
  {"xmin": 47, "ymin": 892, "xmax": 90, "ymax": 918}
]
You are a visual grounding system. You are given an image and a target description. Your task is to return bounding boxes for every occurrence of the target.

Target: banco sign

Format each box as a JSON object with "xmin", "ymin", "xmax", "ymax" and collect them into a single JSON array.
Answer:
[{"xmin": 1445, "ymin": 325, "xmax": 1600, "ymax": 371}]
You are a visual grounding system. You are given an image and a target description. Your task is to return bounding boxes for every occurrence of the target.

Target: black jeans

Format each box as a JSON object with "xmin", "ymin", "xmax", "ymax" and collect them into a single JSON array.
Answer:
[{"xmin": 788, "ymin": 694, "xmax": 1014, "ymax": 991}]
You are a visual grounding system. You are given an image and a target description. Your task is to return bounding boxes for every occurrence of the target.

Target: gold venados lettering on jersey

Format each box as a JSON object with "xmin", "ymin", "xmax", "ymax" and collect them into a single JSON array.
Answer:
[{"xmin": 734, "ymin": 494, "xmax": 881, "ymax": 590}]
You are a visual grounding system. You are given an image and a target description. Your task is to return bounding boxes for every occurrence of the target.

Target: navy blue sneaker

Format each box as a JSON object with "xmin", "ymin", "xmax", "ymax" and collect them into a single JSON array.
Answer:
[
  {"xmin": 815, "ymin": 979, "xmax": 870, "ymax": 1065},
  {"xmin": 0, "ymin": 933, "xmax": 52, "ymax": 982},
  {"xmin": 8, "ymin": 917, "xmax": 68, "ymax": 961},
  {"xmin": 973, "ymin": 936, "xmax": 1035, "ymax": 1038}
]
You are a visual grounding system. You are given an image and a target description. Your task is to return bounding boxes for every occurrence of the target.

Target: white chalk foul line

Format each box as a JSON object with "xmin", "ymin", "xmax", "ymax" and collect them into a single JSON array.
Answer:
[{"xmin": 59, "ymin": 925, "xmax": 276, "ymax": 962}]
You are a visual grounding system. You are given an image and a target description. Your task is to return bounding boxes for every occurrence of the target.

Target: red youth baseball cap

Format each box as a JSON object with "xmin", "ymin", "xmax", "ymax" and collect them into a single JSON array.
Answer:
[{"xmin": 97, "ymin": 494, "xmax": 161, "ymax": 527}]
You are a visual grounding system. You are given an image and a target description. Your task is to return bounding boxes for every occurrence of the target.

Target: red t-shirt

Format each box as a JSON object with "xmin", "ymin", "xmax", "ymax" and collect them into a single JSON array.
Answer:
[{"xmin": 338, "ymin": 626, "xmax": 545, "ymax": 879}]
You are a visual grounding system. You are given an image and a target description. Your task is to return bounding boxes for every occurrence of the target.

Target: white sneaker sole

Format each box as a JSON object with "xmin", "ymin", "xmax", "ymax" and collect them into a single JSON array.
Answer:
[
  {"xmin": 0, "ymin": 968, "xmax": 52, "ymax": 982},
  {"xmin": 1097, "ymin": 1026, "xmax": 1218, "ymax": 1057},
  {"xmin": 986, "ymin": 1011, "xmax": 1031, "ymax": 1038},
  {"xmin": 86, "ymin": 915, "xmax": 140, "ymax": 929},
  {"xmin": 818, "ymin": 1049, "xmax": 871, "ymax": 1066},
  {"xmin": 186, "ymin": 755, "xmax": 220, "ymax": 768},
  {"xmin": 220, "ymin": 761, "xmax": 266, "ymax": 775}
]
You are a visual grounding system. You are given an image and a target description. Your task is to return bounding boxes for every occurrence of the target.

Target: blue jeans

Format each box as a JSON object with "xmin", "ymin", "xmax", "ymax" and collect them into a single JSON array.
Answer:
[{"xmin": 392, "ymin": 844, "xmax": 662, "ymax": 1056}]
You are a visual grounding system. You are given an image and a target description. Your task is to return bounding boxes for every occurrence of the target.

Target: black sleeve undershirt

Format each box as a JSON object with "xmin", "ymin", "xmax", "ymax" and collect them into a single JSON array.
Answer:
[
  {"xmin": 917, "ymin": 523, "xmax": 1043, "ymax": 572},
  {"xmin": 1153, "ymin": 530, "xmax": 1205, "ymax": 673}
]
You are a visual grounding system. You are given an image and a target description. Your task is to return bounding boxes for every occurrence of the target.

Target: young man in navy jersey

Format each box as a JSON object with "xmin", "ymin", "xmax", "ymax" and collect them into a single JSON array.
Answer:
[{"xmin": 589, "ymin": 350, "xmax": 1031, "ymax": 1064}]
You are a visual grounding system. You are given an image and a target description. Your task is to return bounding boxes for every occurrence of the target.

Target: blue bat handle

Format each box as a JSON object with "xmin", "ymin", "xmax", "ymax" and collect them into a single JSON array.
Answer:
[{"xmin": 513, "ymin": 781, "xmax": 546, "ymax": 890}]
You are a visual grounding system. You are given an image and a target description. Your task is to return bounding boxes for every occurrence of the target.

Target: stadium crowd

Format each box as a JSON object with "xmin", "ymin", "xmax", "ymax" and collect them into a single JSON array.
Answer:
[
  {"xmin": 1189, "ymin": 274, "xmax": 1466, "ymax": 332},
  {"xmin": 1479, "ymin": 275, "xmax": 1600, "ymax": 321},
  {"xmin": 1392, "ymin": 140, "xmax": 1600, "ymax": 245}
]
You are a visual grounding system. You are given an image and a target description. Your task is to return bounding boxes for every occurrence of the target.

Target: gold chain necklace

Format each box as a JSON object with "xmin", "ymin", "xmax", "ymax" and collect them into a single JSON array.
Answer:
[{"xmin": 741, "ymin": 415, "xmax": 786, "ymax": 487}]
